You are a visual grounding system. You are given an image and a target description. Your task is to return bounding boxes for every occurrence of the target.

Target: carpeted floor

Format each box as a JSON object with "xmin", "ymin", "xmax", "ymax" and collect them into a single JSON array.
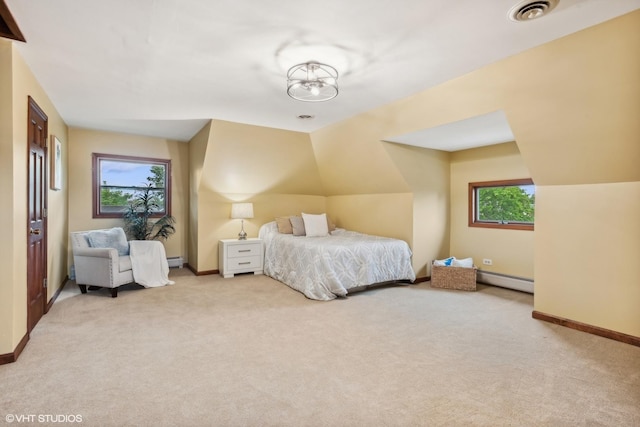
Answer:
[{"xmin": 1, "ymin": 268, "xmax": 639, "ymax": 427}]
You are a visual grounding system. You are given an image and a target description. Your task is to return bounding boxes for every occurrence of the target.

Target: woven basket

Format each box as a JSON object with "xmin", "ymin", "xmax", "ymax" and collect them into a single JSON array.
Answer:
[{"xmin": 430, "ymin": 261, "xmax": 477, "ymax": 291}]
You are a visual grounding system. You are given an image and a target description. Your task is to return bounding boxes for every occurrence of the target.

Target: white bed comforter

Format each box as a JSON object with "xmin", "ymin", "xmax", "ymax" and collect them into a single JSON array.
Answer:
[{"xmin": 259, "ymin": 222, "xmax": 415, "ymax": 300}]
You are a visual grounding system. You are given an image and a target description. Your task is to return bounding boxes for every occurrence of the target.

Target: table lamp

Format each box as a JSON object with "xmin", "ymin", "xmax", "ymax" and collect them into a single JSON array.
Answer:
[{"xmin": 230, "ymin": 203, "xmax": 254, "ymax": 240}]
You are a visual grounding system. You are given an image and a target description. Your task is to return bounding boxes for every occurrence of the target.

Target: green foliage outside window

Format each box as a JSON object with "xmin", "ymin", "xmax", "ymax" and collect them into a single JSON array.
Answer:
[
  {"xmin": 147, "ymin": 166, "xmax": 165, "ymax": 196},
  {"xmin": 100, "ymin": 185, "xmax": 131, "ymax": 208},
  {"xmin": 477, "ymin": 185, "xmax": 535, "ymax": 224}
]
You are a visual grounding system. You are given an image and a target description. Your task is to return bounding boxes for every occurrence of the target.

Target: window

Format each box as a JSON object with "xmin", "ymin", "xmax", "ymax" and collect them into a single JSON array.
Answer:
[
  {"xmin": 469, "ymin": 178, "xmax": 535, "ymax": 231},
  {"xmin": 92, "ymin": 153, "xmax": 171, "ymax": 218}
]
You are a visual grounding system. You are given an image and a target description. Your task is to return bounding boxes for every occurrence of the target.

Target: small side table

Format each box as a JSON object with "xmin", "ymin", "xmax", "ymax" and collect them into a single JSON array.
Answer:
[{"xmin": 219, "ymin": 238, "xmax": 264, "ymax": 278}]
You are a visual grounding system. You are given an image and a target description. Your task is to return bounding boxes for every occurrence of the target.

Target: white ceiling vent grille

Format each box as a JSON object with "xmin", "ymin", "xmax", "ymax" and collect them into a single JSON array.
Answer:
[{"xmin": 508, "ymin": 0, "xmax": 559, "ymax": 22}]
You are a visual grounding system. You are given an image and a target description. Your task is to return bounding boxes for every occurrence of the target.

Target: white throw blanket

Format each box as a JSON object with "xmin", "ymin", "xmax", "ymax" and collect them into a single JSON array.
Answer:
[{"xmin": 129, "ymin": 240, "xmax": 175, "ymax": 288}]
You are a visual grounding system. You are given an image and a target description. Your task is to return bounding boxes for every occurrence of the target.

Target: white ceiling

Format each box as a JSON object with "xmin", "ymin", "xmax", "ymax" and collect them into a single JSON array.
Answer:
[
  {"xmin": 6, "ymin": 0, "xmax": 640, "ymax": 146},
  {"xmin": 385, "ymin": 110, "xmax": 515, "ymax": 152}
]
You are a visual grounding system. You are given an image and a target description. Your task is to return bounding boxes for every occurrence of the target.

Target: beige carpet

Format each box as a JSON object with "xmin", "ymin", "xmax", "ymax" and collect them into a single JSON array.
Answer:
[{"xmin": 1, "ymin": 269, "xmax": 639, "ymax": 427}]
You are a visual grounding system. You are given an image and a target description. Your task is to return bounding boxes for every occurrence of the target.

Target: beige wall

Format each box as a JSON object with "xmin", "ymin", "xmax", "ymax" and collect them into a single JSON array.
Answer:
[
  {"xmin": 535, "ymin": 183, "xmax": 640, "ymax": 336},
  {"xmin": 310, "ymin": 111, "xmax": 450, "ymax": 279},
  {"xmin": 383, "ymin": 143, "xmax": 451, "ymax": 277},
  {"xmin": 505, "ymin": 14, "xmax": 640, "ymax": 186},
  {"xmin": 311, "ymin": 114, "xmax": 411, "ymax": 195},
  {"xmin": 187, "ymin": 121, "xmax": 211, "ymax": 272},
  {"xmin": 308, "ymin": 11, "xmax": 639, "ymax": 336},
  {"xmin": 205, "ymin": 120, "xmax": 325, "ymax": 196},
  {"xmin": 450, "ymin": 142, "xmax": 534, "ymax": 278},
  {"xmin": 67, "ymin": 128, "xmax": 189, "ymax": 267},
  {"xmin": 0, "ymin": 42, "xmax": 68, "ymax": 355},
  {"xmin": 516, "ymin": 12, "xmax": 638, "ymax": 334},
  {"xmin": 0, "ymin": 40, "xmax": 15, "ymax": 354},
  {"xmin": 189, "ymin": 117, "xmax": 444, "ymax": 277},
  {"xmin": 191, "ymin": 119, "xmax": 326, "ymax": 272},
  {"xmin": 327, "ymin": 193, "xmax": 413, "ymax": 241}
]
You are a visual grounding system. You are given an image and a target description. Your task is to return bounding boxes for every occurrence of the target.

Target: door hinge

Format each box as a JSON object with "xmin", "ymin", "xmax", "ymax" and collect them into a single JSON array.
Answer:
[
  {"xmin": 43, "ymin": 208, "xmax": 47, "ymax": 217},
  {"xmin": 43, "ymin": 278, "xmax": 47, "ymax": 289}
]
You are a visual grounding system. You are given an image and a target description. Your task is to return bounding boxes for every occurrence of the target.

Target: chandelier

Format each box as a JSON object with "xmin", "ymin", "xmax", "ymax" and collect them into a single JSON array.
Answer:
[{"xmin": 286, "ymin": 62, "xmax": 338, "ymax": 102}]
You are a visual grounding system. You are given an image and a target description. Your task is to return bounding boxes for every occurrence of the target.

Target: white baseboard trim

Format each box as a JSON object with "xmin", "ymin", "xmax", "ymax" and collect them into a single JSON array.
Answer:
[{"xmin": 477, "ymin": 270, "xmax": 534, "ymax": 294}]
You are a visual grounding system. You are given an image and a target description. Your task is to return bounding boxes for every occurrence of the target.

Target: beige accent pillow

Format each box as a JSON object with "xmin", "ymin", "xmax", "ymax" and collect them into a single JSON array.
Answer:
[
  {"xmin": 275, "ymin": 217, "xmax": 293, "ymax": 234},
  {"xmin": 326, "ymin": 215, "xmax": 337, "ymax": 232},
  {"xmin": 289, "ymin": 215, "xmax": 306, "ymax": 236}
]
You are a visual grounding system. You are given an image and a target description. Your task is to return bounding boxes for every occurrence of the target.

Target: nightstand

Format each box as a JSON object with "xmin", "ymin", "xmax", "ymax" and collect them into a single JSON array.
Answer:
[{"xmin": 219, "ymin": 238, "xmax": 264, "ymax": 278}]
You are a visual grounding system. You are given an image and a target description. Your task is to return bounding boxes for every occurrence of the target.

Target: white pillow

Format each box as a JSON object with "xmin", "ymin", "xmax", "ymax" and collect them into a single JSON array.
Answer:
[
  {"xmin": 301, "ymin": 213, "xmax": 329, "ymax": 237},
  {"xmin": 451, "ymin": 257, "xmax": 474, "ymax": 268}
]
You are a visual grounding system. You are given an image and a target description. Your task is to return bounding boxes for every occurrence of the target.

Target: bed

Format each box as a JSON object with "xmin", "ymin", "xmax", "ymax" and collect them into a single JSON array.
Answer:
[{"xmin": 258, "ymin": 220, "xmax": 416, "ymax": 300}]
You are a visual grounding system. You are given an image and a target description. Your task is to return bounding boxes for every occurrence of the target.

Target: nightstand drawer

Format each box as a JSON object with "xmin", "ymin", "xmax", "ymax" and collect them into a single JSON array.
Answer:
[
  {"xmin": 227, "ymin": 255, "xmax": 262, "ymax": 271},
  {"xmin": 227, "ymin": 243, "xmax": 262, "ymax": 258}
]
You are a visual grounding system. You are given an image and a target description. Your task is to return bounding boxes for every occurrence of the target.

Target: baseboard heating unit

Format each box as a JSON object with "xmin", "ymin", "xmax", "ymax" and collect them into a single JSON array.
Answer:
[
  {"xmin": 167, "ymin": 256, "xmax": 184, "ymax": 268},
  {"xmin": 476, "ymin": 270, "xmax": 534, "ymax": 294}
]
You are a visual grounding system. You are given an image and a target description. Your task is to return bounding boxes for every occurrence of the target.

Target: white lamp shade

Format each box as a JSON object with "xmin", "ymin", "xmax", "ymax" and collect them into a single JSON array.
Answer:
[{"xmin": 230, "ymin": 203, "xmax": 254, "ymax": 219}]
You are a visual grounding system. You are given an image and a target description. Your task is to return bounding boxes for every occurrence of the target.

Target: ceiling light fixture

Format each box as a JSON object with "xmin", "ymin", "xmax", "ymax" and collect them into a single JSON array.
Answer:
[
  {"xmin": 287, "ymin": 62, "xmax": 338, "ymax": 102},
  {"xmin": 508, "ymin": 0, "xmax": 559, "ymax": 22}
]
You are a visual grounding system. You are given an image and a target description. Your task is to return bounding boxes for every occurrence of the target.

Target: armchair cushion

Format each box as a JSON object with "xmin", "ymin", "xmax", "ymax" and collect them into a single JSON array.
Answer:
[
  {"xmin": 119, "ymin": 256, "xmax": 132, "ymax": 272},
  {"xmin": 87, "ymin": 227, "xmax": 129, "ymax": 256}
]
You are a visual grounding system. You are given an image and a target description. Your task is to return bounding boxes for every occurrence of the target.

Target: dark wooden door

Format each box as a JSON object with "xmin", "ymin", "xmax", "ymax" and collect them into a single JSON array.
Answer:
[{"xmin": 27, "ymin": 96, "xmax": 48, "ymax": 332}]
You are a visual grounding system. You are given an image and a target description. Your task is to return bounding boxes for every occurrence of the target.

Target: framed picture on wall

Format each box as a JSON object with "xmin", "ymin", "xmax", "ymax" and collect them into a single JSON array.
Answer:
[{"xmin": 51, "ymin": 135, "xmax": 62, "ymax": 190}]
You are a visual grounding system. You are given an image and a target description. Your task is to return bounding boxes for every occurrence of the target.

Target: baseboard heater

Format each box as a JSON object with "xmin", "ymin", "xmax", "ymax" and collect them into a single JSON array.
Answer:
[
  {"xmin": 476, "ymin": 270, "xmax": 534, "ymax": 294},
  {"xmin": 167, "ymin": 256, "xmax": 184, "ymax": 268}
]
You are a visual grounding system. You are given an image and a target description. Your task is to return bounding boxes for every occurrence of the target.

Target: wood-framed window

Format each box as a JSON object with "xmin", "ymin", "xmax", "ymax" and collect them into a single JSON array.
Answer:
[
  {"xmin": 469, "ymin": 178, "xmax": 535, "ymax": 231},
  {"xmin": 92, "ymin": 153, "xmax": 171, "ymax": 219}
]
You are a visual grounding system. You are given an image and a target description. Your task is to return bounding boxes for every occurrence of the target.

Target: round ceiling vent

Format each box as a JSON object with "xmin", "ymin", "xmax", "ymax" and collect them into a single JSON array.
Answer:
[
  {"xmin": 297, "ymin": 114, "xmax": 315, "ymax": 120},
  {"xmin": 508, "ymin": 0, "xmax": 559, "ymax": 22}
]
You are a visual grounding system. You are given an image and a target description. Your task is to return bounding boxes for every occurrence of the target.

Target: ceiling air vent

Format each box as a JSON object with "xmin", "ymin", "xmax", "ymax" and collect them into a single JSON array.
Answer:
[{"xmin": 508, "ymin": 0, "xmax": 559, "ymax": 22}]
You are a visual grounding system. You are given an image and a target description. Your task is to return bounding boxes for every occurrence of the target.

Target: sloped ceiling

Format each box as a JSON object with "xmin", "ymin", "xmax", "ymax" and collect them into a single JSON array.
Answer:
[
  {"xmin": 385, "ymin": 111, "xmax": 515, "ymax": 152},
  {"xmin": 5, "ymin": 0, "xmax": 640, "ymax": 146}
]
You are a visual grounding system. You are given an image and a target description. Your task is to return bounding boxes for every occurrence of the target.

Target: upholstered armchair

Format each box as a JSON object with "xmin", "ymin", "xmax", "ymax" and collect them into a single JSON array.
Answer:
[{"xmin": 70, "ymin": 227, "xmax": 134, "ymax": 298}]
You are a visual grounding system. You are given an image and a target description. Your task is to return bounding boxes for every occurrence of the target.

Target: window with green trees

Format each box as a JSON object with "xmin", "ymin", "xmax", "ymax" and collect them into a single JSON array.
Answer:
[
  {"xmin": 469, "ymin": 178, "xmax": 535, "ymax": 231},
  {"xmin": 92, "ymin": 153, "xmax": 171, "ymax": 219}
]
